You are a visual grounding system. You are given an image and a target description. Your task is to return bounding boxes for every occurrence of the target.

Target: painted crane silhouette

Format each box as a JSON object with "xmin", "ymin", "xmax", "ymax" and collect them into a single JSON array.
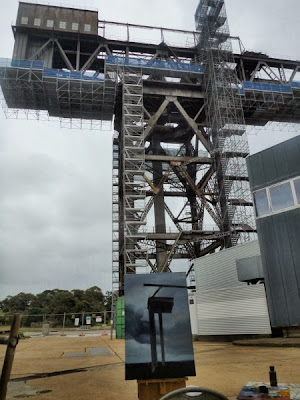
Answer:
[{"xmin": 144, "ymin": 283, "xmax": 188, "ymax": 373}]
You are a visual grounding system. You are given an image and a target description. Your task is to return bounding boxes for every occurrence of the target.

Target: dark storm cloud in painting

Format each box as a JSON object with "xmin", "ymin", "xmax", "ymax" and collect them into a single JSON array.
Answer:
[
  {"xmin": 124, "ymin": 273, "xmax": 195, "ymax": 380},
  {"xmin": 0, "ymin": 0, "xmax": 299, "ymax": 298}
]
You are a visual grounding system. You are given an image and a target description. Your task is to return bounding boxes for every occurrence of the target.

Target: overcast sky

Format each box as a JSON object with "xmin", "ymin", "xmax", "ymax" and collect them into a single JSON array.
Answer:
[{"xmin": 0, "ymin": 0, "xmax": 299, "ymax": 301}]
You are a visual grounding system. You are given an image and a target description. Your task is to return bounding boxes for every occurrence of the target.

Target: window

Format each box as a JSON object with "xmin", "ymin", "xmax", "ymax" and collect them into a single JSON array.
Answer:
[
  {"xmin": 46, "ymin": 19, "xmax": 54, "ymax": 28},
  {"xmin": 72, "ymin": 22, "xmax": 79, "ymax": 31},
  {"xmin": 269, "ymin": 182, "xmax": 294, "ymax": 212},
  {"xmin": 253, "ymin": 189, "xmax": 270, "ymax": 217},
  {"xmin": 84, "ymin": 24, "xmax": 91, "ymax": 32},
  {"xmin": 294, "ymin": 178, "xmax": 300, "ymax": 204},
  {"xmin": 59, "ymin": 21, "xmax": 66, "ymax": 29},
  {"xmin": 253, "ymin": 176, "xmax": 300, "ymax": 219},
  {"xmin": 21, "ymin": 17, "xmax": 28, "ymax": 24},
  {"xmin": 34, "ymin": 18, "xmax": 41, "ymax": 26}
]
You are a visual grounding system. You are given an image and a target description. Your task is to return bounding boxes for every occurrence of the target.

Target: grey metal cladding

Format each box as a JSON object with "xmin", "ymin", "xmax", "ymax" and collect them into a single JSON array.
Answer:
[
  {"xmin": 247, "ymin": 136, "xmax": 300, "ymax": 191},
  {"xmin": 13, "ymin": 33, "xmax": 28, "ymax": 60},
  {"xmin": 257, "ymin": 208, "xmax": 300, "ymax": 327},
  {"xmin": 283, "ymin": 137, "xmax": 300, "ymax": 177},
  {"xmin": 236, "ymin": 255, "xmax": 264, "ymax": 282}
]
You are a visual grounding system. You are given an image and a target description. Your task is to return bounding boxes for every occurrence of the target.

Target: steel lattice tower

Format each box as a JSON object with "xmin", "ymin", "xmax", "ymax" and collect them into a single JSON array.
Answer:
[{"xmin": 1, "ymin": 1, "xmax": 300, "ymax": 295}]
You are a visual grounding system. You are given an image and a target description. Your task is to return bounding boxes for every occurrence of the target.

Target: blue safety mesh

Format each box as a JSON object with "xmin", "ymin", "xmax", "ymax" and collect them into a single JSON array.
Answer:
[
  {"xmin": 0, "ymin": 58, "xmax": 104, "ymax": 81},
  {"xmin": 105, "ymin": 55, "xmax": 204, "ymax": 74},
  {"xmin": 0, "ymin": 58, "xmax": 44, "ymax": 69},
  {"xmin": 242, "ymin": 81, "xmax": 292, "ymax": 94}
]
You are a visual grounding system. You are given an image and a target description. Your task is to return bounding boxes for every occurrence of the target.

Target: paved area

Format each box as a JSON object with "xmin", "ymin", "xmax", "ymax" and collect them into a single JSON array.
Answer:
[{"xmin": 0, "ymin": 336, "xmax": 299, "ymax": 400}]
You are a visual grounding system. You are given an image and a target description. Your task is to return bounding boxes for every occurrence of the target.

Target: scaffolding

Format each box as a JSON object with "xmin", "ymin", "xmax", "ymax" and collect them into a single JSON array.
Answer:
[
  {"xmin": 112, "ymin": 132, "xmax": 120, "ymax": 293},
  {"xmin": 122, "ymin": 71, "xmax": 147, "ymax": 284},
  {"xmin": 0, "ymin": 58, "xmax": 117, "ymax": 129},
  {"xmin": 195, "ymin": 0, "xmax": 255, "ymax": 246}
]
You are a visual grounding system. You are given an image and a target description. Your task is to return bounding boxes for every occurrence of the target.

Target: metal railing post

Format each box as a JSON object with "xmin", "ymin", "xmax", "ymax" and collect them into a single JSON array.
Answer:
[{"xmin": 62, "ymin": 312, "xmax": 66, "ymax": 335}]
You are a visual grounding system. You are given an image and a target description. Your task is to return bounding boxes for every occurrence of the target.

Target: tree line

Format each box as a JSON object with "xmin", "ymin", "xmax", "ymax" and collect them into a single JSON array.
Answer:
[{"xmin": 0, "ymin": 286, "xmax": 112, "ymax": 320}]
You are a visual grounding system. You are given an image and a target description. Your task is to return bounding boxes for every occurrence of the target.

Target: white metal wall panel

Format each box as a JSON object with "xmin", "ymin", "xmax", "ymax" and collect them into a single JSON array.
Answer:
[
  {"xmin": 194, "ymin": 240, "xmax": 261, "ymax": 290},
  {"xmin": 197, "ymin": 286, "xmax": 271, "ymax": 335},
  {"xmin": 194, "ymin": 241, "xmax": 271, "ymax": 335}
]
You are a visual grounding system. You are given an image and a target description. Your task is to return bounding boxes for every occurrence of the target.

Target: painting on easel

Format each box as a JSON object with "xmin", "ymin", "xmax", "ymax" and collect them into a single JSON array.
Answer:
[{"xmin": 124, "ymin": 272, "xmax": 196, "ymax": 380}]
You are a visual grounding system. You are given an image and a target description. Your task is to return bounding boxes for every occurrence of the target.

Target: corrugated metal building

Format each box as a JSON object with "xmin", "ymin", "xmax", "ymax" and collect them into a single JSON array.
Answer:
[
  {"xmin": 194, "ymin": 240, "xmax": 271, "ymax": 337},
  {"xmin": 247, "ymin": 136, "xmax": 300, "ymax": 329}
]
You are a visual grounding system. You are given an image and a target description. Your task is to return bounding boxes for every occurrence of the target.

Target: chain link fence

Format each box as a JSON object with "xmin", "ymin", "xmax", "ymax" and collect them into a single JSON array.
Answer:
[{"xmin": 0, "ymin": 311, "xmax": 115, "ymax": 336}]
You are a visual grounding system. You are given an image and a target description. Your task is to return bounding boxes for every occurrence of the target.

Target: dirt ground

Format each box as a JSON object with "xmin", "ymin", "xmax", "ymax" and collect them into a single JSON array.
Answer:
[{"xmin": 1, "ymin": 334, "xmax": 300, "ymax": 400}]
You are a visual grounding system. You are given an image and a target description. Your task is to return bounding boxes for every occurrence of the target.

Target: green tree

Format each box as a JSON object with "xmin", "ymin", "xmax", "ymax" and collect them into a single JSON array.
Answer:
[
  {"xmin": 0, "ymin": 286, "xmax": 108, "ymax": 324},
  {"xmin": 83, "ymin": 286, "xmax": 104, "ymax": 311},
  {"xmin": 0, "ymin": 293, "xmax": 35, "ymax": 313},
  {"xmin": 103, "ymin": 291, "xmax": 113, "ymax": 311}
]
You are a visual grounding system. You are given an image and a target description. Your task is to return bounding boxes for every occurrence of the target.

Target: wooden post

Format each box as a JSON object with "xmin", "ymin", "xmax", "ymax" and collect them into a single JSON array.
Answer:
[
  {"xmin": 137, "ymin": 378, "xmax": 187, "ymax": 400},
  {"xmin": 0, "ymin": 314, "xmax": 21, "ymax": 400}
]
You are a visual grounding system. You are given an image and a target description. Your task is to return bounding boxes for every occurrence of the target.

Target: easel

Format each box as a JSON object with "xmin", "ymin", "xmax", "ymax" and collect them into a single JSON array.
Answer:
[{"xmin": 137, "ymin": 377, "xmax": 187, "ymax": 400}]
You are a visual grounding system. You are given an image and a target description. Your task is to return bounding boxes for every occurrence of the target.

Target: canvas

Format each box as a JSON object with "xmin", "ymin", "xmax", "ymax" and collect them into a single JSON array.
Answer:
[{"xmin": 124, "ymin": 272, "xmax": 196, "ymax": 380}]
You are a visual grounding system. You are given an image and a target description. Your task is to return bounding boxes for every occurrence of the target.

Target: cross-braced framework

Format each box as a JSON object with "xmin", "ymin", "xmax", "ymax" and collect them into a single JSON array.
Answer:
[
  {"xmin": 109, "ymin": 52, "xmax": 258, "ymax": 294},
  {"xmin": 110, "ymin": 1, "xmax": 258, "ymax": 294},
  {"xmin": 1, "ymin": 1, "xmax": 300, "ymax": 295}
]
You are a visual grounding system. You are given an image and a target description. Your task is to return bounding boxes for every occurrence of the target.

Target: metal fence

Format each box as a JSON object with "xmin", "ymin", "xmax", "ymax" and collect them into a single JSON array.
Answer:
[{"xmin": 0, "ymin": 311, "xmax": 114, "ymax": 336}]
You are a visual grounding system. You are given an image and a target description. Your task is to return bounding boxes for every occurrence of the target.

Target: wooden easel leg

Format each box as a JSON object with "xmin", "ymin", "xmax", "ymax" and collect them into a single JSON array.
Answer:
[{"xmin": 137, "ymin": 377, "xmax": 187, "ymax": 400}]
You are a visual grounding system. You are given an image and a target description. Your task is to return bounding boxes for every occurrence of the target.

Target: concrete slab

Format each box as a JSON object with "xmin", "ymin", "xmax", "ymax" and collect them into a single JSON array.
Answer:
[
  {"xmin": 64, "ymin": 352, "xmax": 88, "ymax": 358},
  {"xmin": 7, "ymin": 381, "xmax": 51, "ymax": 398},
  {"xmin": 89, "ymin": 347, "xmax": 113, "ymax": 356}
]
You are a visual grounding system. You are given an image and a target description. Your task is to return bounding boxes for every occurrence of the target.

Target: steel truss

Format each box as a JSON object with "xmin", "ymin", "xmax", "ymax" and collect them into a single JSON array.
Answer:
[
  {"xmin": 110, "ymin": 0, "xmax": 259, "ymax": 294},
  {"xmin": 111, "ymin": 57, "xmax": 257, "ymax": 294},
  {"xmin": 1, "ymin": 2, "xmax": 300, "ymax": 295}
]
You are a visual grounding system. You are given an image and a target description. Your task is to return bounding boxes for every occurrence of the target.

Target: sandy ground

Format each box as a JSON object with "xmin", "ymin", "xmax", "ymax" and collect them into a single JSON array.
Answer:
[{"xmin": 0, "ymin": 335, "xmax": 300, "ymax": 400}]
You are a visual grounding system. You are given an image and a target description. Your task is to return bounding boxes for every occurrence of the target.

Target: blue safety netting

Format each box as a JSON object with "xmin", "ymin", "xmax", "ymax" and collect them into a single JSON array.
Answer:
[
  {"xmin": 105, "ymin": 55, "xmax": 204, "ymax": 74},
  {"xmin": 0, "ymin": 58, "xmax": 44, "ymax": 69},
  {"xmin": 43, "ymin": 68, "xmax": 104, "ymax": 81},
  {"xmin": 242, "ymin": 81, "xmax": 293, "ymax": 94},
  {"xmin": 291, "ymin": 81, "xmax": 300, "ymax": 89},
  {"xmin": 0, "ymin": 58, "xmax": 104, "ymax": 82}
]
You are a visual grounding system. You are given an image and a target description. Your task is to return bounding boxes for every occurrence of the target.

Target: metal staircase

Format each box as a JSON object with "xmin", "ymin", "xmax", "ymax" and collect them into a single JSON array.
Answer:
[
  {"xmin": 122, "ymin": 72, "xmax": 147, "ymax": 284},
  {"xmin": 195, "ymin": 0, "xmax": 255, "ymax": 246}
]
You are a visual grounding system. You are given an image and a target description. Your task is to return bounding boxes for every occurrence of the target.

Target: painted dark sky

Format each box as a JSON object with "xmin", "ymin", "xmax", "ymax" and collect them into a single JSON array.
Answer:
[{"xmin": 125, "ymin": 272, "xmax": 194, "ymax": 364}]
